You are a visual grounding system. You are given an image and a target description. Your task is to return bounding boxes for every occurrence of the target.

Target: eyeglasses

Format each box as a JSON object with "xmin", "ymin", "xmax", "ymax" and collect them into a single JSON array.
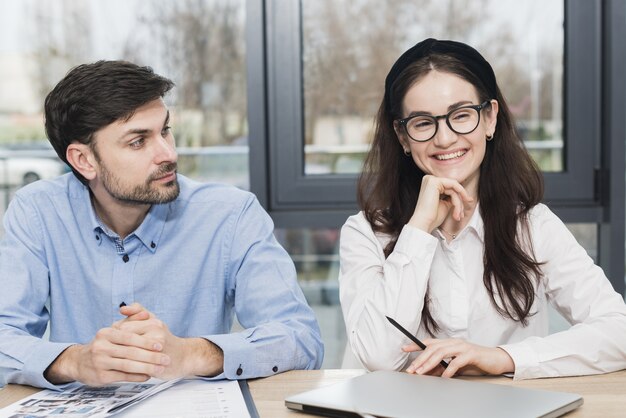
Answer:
[{"xmin": 396, "ymin": 100, "xmax": 491, "ymax": 142}]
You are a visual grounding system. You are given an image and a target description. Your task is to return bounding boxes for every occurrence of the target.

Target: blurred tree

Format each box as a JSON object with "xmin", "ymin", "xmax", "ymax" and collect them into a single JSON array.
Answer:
[
  {"xmin": 26, "ymin": 0, "xmax": 246, "ymax": 147},
  {"xmin": 303, "ymin": 0, "xmax": 416, "ymax": 145},
  {"xmin": 27, "ymin": 0, "xmax": 93, "ymax": 112},
  {"xmin": 138, "ymin": 0, "xmax": 246, "ymax": 146},
  {"xmin": 302, "ymin": 0, "xmax": 562, "ymax": 147}
]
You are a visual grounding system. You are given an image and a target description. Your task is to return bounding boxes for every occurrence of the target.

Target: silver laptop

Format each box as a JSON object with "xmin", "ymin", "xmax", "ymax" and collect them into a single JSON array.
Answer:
[{"xmin": 285, "ymin": 370, "xmax": 583, "ymax": 418}]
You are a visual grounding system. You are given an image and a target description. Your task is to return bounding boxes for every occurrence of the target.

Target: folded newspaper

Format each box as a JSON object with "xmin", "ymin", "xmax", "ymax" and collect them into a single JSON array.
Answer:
[{"xmin": 0, "ymin": 378, "xmax": 182, "ymax": 418}]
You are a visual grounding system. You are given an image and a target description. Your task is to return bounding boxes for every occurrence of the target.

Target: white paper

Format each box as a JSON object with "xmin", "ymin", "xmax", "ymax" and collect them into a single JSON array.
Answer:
[{"xmin": 115, "ymin": 379, "xmax": 251, "ymax": 418}]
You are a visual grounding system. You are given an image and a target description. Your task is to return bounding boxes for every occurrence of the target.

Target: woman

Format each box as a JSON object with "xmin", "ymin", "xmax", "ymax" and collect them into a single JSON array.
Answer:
[{"xmin": 339, "ymin": 38, "xmax": 626, "ymax": 379}]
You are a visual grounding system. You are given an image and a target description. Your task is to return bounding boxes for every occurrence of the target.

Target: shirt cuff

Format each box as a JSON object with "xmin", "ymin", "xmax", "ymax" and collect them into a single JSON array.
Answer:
[
  {"xmin": 393, "ymin": 224, "xmax": 438, "ymax": 262},
  {"xmin": 205, "ymin": 332, "xmax": 282, "ymax": 380},
  {"xmin": 499, "ymin": 342, "xmax": 541, "ymax": 380},
  {"xmin": 22, "ymin": 341, "xmax": 77, "ymax": 390}
]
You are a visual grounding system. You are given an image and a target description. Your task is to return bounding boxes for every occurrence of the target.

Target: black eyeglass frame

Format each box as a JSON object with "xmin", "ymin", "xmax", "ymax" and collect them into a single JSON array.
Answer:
[{"xmin": 396, "ymin": 100, "xmax": 492, "ymax": 142}]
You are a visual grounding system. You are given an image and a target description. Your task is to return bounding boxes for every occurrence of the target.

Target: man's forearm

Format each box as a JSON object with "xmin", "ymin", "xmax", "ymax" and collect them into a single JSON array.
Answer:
[
  {"xmin": 44, "ymin": 344, "xmax": 80, "ymax": 384},
  {"xmin": 183, "ymin": 338, "xmax": 224, "ymax": 377}
]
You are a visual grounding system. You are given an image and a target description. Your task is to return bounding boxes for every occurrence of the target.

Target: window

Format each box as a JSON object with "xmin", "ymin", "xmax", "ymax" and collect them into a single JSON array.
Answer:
[{"xmin": 256, "ymin": 0, "xmax": 600, "ymax": 224}]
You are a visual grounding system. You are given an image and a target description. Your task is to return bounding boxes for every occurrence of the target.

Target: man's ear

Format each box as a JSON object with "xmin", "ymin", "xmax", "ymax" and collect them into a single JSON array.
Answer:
[{"xmin": 66, "ymin": 143, "xmax": 97, "ymax": 181}]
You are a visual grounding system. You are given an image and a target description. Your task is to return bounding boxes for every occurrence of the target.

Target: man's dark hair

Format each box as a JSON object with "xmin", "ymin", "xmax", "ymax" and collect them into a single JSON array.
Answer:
[{"xmin": 44, "ymin": 60, "xmax": 175, "ymax": 184}]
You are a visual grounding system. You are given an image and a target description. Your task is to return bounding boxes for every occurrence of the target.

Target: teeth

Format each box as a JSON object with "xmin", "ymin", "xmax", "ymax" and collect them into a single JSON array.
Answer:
[{"xmin": 435, "ymin": 150, "xmax": 466, "ymax": 160}]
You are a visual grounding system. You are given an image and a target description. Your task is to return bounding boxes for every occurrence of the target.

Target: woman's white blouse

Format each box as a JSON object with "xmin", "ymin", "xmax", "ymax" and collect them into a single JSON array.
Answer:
[{"xmin": 339, "ymin": 203, "xmax": 626, "ymax": 380}]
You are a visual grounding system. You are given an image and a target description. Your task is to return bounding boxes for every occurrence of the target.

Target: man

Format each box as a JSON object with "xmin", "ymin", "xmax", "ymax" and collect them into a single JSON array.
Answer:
[{"xmin": 0, "ymin": 61, "xmax": 323, "ymax": 389}]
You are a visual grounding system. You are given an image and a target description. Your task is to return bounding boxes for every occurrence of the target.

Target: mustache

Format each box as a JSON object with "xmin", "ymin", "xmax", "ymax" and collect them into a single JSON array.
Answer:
[{"xmin": 148, "ymin": 162, "xmax": 178, "ymax": 182}]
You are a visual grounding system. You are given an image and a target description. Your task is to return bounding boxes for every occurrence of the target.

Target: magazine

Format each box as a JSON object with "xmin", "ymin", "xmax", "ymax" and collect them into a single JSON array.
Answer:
[{"xmin": 0, "ymin": 378, "xmax": 181, "ymax": 418}]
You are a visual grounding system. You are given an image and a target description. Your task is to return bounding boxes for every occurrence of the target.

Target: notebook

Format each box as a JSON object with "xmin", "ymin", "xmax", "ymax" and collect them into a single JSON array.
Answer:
[{"xmin": 285, "ymin": 370, "xmax": 583, "ymax": 418}]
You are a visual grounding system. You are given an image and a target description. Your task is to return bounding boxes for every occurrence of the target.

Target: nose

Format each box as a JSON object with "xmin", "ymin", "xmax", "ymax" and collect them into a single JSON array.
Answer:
[
  {"xmin": 432, "ymin": 118, "xmax": 458, "ymax": 148},
  {"xmin": 154, "ymin": 134, "xmax": 177, "ymax": 164}
]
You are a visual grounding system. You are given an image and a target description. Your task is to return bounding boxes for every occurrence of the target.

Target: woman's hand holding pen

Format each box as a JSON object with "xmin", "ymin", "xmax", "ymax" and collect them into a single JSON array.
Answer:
[
  {"xmin": 407, "ymin": 175, "xmax": 474, "ymax": 233},
  {"xmin": 403, "ymin": 338, "xmax": 515, "ymax": 378}
]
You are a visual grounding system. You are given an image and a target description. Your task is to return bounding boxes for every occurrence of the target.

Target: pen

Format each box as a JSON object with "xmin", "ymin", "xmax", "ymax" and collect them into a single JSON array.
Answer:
[{"xmin": 385, "ymin": 315, "xmax": 449, "ymax": 369}]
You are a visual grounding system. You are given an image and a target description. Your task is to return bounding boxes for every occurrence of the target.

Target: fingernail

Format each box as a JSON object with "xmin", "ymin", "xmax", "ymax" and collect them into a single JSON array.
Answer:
[
  {"xmin": 161, "ymin": 356, "xmax": 170, "ymax": 366},
  {"xmin": 416, "ymin": 367, "xmax": 424, "ymax": 374},
  {"xmin": 153, "ymin": 343, "xmax": 163, "ymax": 351}
]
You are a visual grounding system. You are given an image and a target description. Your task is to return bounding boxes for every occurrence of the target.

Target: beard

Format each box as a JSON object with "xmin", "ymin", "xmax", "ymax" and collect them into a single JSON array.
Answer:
[{"xmin": 99, "ymin": 161, "xmax": 180, "ymax": 205}]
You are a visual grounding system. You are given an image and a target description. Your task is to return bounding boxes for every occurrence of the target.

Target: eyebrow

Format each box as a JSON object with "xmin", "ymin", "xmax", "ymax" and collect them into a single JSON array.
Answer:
[
  {"xmin": 405, "ymin": 100, "xmax": 474, "ymax": 118},
  {"xmin": 119, "ymin": 110, "xmax": 170, "ymax": 140}
]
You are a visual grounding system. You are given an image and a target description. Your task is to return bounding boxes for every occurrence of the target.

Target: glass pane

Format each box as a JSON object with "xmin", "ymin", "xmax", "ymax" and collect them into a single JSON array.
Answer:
[
  {"xmin": 0, "ymin": 0, "xmax": 248, "ymax": 231},
  {"xmin": 565, "ymin": 223, "xmax": 597, "ymax": 263},
  {"xmin": 274, "ymin": 227, "xmax": 344, "ymax": 368},
  {"xmin": 549, "ymin": 223, "xmax": 597, "ymax": 332},
  {"xmin": 302, "ymin": 0, "xmax": 564, "ymax": 175}
]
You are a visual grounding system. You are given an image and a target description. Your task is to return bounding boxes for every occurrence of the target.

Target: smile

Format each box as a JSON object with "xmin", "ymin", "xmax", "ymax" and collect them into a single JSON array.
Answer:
[{"xmin": 433, "ymin": 150, "xmax": 467, "ymax": 161}]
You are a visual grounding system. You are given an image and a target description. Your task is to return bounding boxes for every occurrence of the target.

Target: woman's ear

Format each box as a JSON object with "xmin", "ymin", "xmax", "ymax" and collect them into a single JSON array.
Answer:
[
  {"xmin": 66, "ymin": 143, "xmax": 97, "ymax": 181},
  {"xmin": 393, "ymin": 121, "xmax": 411, "ymax": 153},
  {"xmin": 486, "ymin": 99, "xmax": 499, "ymax": 136}
]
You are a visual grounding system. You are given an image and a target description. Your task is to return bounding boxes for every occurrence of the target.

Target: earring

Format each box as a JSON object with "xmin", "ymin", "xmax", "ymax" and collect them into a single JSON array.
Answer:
[
  {"xmin": 403, "ymin": 148, "xmax": 411, "ymax": 156},
  {"xmin": 486, "ymin": 134, "xmax": 493, "ymax": 141}
]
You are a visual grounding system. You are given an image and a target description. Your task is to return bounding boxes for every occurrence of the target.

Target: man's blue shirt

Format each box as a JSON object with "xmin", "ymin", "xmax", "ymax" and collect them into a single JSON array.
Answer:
[{"xmin": 0, "ymin": 174, "xmax": 323, "ymax": 389}]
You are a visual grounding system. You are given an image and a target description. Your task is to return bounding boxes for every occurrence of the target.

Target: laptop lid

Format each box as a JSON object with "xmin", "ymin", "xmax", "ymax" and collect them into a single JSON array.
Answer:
[{"xmin": 285, "ymin": 370, "xmax": 583, "ymax": 418}]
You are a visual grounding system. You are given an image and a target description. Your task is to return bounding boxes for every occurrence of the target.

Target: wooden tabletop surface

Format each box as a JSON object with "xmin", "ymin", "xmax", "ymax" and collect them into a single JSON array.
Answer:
[{"xmin": 2, "ymin": 369, "xmax": 626, "ymax": 417}]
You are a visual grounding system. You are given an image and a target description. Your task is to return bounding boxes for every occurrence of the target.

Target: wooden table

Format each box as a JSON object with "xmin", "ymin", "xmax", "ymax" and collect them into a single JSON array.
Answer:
[{"xmin": 2, "ymin": 369, "xmax": 626, "ymax": 417}]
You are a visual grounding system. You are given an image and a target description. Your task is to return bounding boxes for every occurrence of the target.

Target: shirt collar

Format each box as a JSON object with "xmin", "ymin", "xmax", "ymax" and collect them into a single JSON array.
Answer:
[
  {"xmin": 133, "ymin": 203, "xmax": 168, "ymax": 253},
  {"xmin": 466, "ymin": 202, "xmax": 485, "ymax": 243},
  {"xmin": 86, "ymin": 189, "xmax": 170, "ymax": 253}
]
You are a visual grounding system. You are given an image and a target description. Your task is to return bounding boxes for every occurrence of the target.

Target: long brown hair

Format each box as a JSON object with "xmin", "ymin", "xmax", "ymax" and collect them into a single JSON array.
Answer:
[{"xmin": 358, "ymin": 53, "xmax": 544, "ymax": 334}]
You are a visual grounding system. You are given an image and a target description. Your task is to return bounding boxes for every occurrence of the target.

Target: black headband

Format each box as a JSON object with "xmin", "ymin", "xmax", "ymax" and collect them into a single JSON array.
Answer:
[{"xmin": 384, "ymin": 38, "xmax": 498, "ymax": 114}]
